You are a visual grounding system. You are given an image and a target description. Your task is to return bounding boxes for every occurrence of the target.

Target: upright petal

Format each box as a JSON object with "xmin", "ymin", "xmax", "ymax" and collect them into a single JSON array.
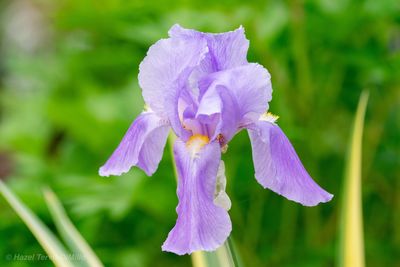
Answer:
[
  {"xmin": 169, "ymin": 24, "xmax": 249, "ymax": 71},
  {"xmin": 162, "ymin": 140, "xmax": 231, "ymax": 255},
  {"xmin": 138, "ymin": 35, "xmax": 208, "ymax": 140},
  {"xmin": 197, "ymin": 63, "xmax": 272, "ymax": 142},
  {"xmin": 99, "ymin": 112, "xmax": 170, "ymax": 177},
  {"xmin": 248, "ymin": 121, "xmax": 333, "ymax": 206}
]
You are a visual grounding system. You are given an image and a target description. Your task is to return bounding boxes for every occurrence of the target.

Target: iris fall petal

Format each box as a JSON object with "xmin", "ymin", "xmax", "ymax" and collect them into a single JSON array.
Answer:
[
  {"xmin": 162, "ymin": 140, "xmax": 232, "ymax": 255},
  {"xmin": 99, "ymin": 112, "xmax": 170, "ymax": 177},
  {"xmin": 248, "ymin": 121, "xmax": 333, "ymax": 206}
]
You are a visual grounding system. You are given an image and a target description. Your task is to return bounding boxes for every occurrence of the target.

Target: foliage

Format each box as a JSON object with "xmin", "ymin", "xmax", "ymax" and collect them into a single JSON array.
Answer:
[{"xmin": 0, "ymin": 0, "xmax": 399, "ymax": 266}]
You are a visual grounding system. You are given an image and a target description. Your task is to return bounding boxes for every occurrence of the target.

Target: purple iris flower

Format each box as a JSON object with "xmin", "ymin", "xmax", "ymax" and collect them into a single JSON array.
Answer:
[{"xmin": 99, "ymin": 24, "xmax": 333, "ymax": 255}]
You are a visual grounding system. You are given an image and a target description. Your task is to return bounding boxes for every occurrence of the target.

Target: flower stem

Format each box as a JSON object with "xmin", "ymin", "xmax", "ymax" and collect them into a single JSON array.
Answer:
[
  {"xmin": 190, "ymin": 238, "xmax": 242, "ymax": 267},
  {"xmin": 167, "ymin": 132, "xmax": 243, "ymax": 267},
  {"xmin": 168, "ymin": 132, "xmax": 178, "ymax": 179}
]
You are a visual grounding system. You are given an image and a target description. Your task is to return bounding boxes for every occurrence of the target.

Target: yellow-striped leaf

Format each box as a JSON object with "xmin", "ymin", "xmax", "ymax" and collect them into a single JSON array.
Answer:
[{"xmin": 339, "ymin": 91, "xmax": 369, "ymax": 267}]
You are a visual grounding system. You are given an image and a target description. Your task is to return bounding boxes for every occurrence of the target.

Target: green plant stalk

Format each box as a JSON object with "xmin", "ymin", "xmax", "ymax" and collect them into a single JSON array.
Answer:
[
  {"xmin": 339, "ymin": 91, "xmax": 368, "ymax": 267},
  {"xmin": 168, "ymin": 132, "xmax": 242, "ymax": 267},
  {"xmin": 43, "ymin": 187, "xmax": 104, "ymax": 267},
  {"xmin": 0, "ymin": 180, "xmax": 74, "ymax": 267}
]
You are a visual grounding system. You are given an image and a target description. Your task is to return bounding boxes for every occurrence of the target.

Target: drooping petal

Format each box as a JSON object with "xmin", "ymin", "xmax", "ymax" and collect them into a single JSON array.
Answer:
[
  {"xmin": 248, "ymin": 121, "xmax": 333, "ymax": 206},
  {"xmin": 138, "ymin": 35, "xmax": 208, "ymax": 140},
  {"xmin": 99, "ymin": 112, "xmax": 170, "ymax": 177},
  {"xmin": 162, "ymin": 140, "xmax": 231, "ymax": 255},
  {"xmin": 169, "ymin": 24, "xmax": 249, "ymax": 72},
  {"xmin": 197, "ymin": 63, "xmax": 272, "ymax": 142}
]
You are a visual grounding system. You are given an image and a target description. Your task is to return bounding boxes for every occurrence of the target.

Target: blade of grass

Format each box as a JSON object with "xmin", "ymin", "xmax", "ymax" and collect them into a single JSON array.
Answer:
[
  {"xmin": 0, "ymin": 180, "xmax": 74, "ymax": 267},
  {"xmin": 43, "ymin": 187, "xmax": 104, "ymax": 267},
  {"xmin": 339, "ymin": 91, "xmax": 369, "ymax": 267},
  {"xmin": 227, "ymin": 237, "xmax": 243, "ymax": 267}
]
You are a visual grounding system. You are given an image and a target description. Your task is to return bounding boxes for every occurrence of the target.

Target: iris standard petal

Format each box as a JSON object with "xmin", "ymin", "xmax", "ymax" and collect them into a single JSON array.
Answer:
[
  {"xmin": 162, "ymin": 140, "xmax": 232, "ymax": 255},
  {"xmin": 169, "ymin": 24, "xmax": 249, "ymax": 71},
  {"xmin": 99, "ymin": 112, "xmax": 170, "ymax": 177},
  {"xmin": 197, "ymin": 63, "xmax": 272, "ymax": 142},
  {"xmin": 248, "ymin": 121, "xmax": 333, "ymax": 206},
  {"xmin": 138, "ymin": 35, "xmax": 208, "ymax": 140}
]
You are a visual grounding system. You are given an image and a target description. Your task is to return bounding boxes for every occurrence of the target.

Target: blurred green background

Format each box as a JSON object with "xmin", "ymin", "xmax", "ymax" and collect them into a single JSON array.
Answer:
[{"xmin": 0, "ymin": 0, "xmax": 399, "ymax": 266}]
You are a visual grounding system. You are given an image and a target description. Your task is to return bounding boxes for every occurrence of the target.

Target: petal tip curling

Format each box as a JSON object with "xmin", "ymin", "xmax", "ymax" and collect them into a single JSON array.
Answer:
[
  {"xmin": 161, "ymin": 227, "xmax": 232, "ymax": 255},
  {"xmin": 249, "ymin": 121, "xmax": 333, "ymax": 207},
  {"xmin": 168, "ymin": 23, "xmax": 184, "ymax": 36},
  {"xmin": 98, "ymin": 165, "xmax": 130, "ymax": 177},
  {"xmin": 98, "ymin": 166, "xmax": 110, "ymax": 177},
  {"xmin": 99, "ymin": 164, "xmax": 154, "ymax": 178},
  {"xmin": 99, "ymin": 112, "xmax": 169, "ymax": 178},
  {"xmin": 161, "ymin": 218, "xmax": 232, "ymax": 255}
]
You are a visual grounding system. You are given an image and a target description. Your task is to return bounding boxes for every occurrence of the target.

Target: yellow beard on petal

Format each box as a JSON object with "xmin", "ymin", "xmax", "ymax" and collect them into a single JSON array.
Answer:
[
  {"xmin": 186, "ymin": 134, "xmax": 210, "ymax": 158},
  {"xmin": 259, "ymin": 111, "xmax": 279, "ymax": 123}
]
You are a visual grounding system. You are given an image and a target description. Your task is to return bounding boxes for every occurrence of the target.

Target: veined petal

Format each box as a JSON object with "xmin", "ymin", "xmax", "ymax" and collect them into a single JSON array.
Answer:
[
  {"xmin": 138, "ymin": 35, "xmax": 208, "ymax": 140},
  {"xmin": 169, "ymin": 24, "xmax": 249, "ymax": 71},
  {"xmin": 197, "ymin": 63, "xmax": 272, "ymax": 142},
  {"xmin": 162, "ymin": 140, "xmax": 232, "ymax": 255},
  {"xmin": 99, "ymin": 112, "xmax": 170, "ymax": 177},
  {"xmin": 248, "ymin": 121, "xmax": 333, "ymax": 206}
]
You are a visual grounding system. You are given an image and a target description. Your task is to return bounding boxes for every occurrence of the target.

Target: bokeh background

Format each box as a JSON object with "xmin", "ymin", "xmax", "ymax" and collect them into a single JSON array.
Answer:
[{"xmin": 0, "ymin": 0, "xmax": 399, "ymax": 266}]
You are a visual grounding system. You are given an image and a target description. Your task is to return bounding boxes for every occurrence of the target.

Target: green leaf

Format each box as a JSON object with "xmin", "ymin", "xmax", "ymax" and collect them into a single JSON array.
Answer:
[
  {"xmin": 339, "ymin": 91, "xmax": 369, "ymax": 267},
  {"xmin": 191, "ymin": 238, "xmax": 243, "ymax": 267},
  {"xmin": 43, "ymin": 187, "xmax": 104, "ymax": 267},
  {"xmin": 0, "ymin": 180, "xmax": 74, "ymax": 267}
]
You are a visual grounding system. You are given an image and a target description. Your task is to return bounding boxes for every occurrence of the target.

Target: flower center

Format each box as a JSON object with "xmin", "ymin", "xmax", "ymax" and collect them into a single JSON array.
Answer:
[{"xmin": 186, "ymin": 134, "xmax": 210, "ymax": 157}]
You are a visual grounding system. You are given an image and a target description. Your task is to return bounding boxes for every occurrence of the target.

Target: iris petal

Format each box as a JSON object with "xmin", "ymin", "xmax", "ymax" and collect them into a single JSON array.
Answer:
[
  {"xmin": 214, "ymin": 160, "xmax": 231, "ymax": 211},
  {"xmin": 169, "ymin": 24, "xmax": 249, "ymax": 72},
  {"xmin": 248, "ymin": 121, "xmax": 333, "ymax": 206},
  {"xmin": 138, "ymin": 35, "xmax": 208, "ymax": 140},
  {"xmin": 99, "ymin": 112, "xmax": 170, "ymax": 177},
  {"xmin": 197, "ymin": 63, "xmax": 272, "ymax": 142},
  {"xmin": 162, "ymin": 140, "xmax": 232, "ymax": 255}
]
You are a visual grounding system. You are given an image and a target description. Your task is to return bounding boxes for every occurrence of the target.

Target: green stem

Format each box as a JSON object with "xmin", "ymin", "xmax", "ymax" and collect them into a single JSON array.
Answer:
[
  {"xmin": 168, "ymin": 132, "xmax": 178, "ymax": 179},
  {"xmin": 227, "ymin": 237, "xmax": 242, "ymax": 267},
  {"xmin": 167, "ymin": 133, "xmax": 242, "ymax": 267}
]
